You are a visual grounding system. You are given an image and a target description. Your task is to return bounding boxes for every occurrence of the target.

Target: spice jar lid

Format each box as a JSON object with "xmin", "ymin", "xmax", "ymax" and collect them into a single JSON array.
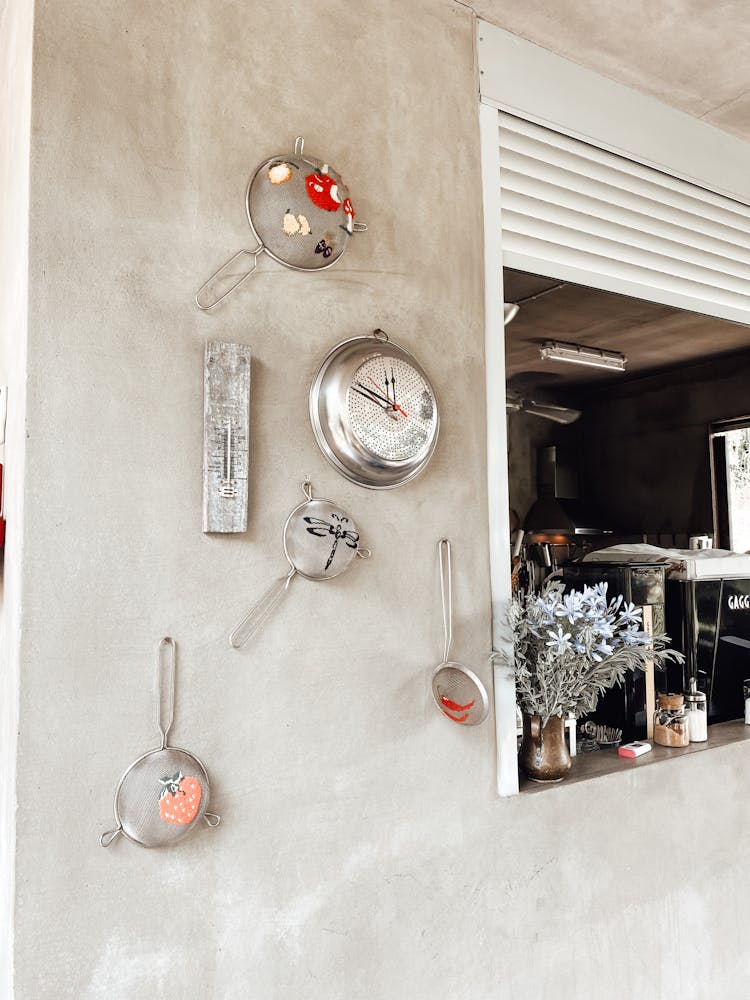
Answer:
[
  {"xmin": 658, "ymin": 692, "xmax": 685, "ymax": 710},
  {"xmin": 685, "ymin": 677, "xmax": 707, "ymax": 706},
  {"xmin": 684, "ymin": 689, "xmax": 707, "ymax": 705}
]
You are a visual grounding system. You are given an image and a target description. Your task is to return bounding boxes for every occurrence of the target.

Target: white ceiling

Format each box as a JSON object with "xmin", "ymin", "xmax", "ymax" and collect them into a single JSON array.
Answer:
[{"xmin": 467, "ymin": 0, "xmax": 750, "ymax": 143}]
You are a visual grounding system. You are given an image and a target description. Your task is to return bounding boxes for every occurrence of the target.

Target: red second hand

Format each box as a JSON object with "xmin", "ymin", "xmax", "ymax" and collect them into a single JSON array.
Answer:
[{"xmin": 367, "ymin": 376, "xmax": 408, "ymax": 418}]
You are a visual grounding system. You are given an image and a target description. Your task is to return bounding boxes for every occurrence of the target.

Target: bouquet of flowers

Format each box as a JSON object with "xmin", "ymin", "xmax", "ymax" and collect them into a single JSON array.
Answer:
[{"xmin": 510, "ymin": 580, "xmax": 684, "ymax": 726}]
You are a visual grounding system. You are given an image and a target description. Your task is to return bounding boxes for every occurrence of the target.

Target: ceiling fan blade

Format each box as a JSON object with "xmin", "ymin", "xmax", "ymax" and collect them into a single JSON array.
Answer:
[{"xmin": 523, "ymin": 400, "xmax": 582, "ymax": 424}]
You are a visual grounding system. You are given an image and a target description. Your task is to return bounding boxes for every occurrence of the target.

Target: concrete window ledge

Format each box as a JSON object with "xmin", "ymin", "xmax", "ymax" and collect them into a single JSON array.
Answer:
[{"xmin": 519, "ymin": 719, "xmax": 750, "ymax": 794}]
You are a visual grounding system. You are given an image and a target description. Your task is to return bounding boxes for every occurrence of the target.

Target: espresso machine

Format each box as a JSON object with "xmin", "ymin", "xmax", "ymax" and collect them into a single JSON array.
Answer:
[{"xmin": 665, "ymin": 576, "xmax": 750, "ymax": 723}]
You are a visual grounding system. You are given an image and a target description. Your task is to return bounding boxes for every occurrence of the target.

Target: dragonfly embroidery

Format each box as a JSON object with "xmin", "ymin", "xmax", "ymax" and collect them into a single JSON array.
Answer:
[{"xmin": 303, "ymin": 513, "xmax": 360, "ymax": 571}]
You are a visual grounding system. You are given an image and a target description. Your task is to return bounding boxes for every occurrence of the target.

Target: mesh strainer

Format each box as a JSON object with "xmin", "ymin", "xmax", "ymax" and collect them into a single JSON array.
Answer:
[
  {"xmin": 431, "ymin": 539, "xmax": 490, "ymax": 726},
  {"xmin": 100, "ymin": 637, "xmax": 221, "ymax": 848},
  {"xmin": 196, "ymin": 136, "xmax": 367, "ymax": 310},
  {"xmin": 229, "ymin": 481, "xmax": 371, "ymax": 648}
]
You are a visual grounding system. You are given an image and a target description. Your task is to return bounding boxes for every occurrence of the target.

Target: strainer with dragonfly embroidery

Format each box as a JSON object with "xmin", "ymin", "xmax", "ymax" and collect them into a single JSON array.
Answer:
[{"xmin": 229, "ymin": 481, "xmax": 371, "ymax": 649}]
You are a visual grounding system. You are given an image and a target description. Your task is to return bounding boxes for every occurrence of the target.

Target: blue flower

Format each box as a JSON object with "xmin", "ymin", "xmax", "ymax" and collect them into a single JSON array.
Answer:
[
  {"xmin": 618, "ymin": 602, "xmax": 643, "ymax": 627},
  {"xmin": 535, "ymin": 593, "xmax": 563, "ymax": 625},
  {"xmin": 594, "ymin": 618, "xmax": 615, "ymax": 639},
  {"xmin": 545, "ymin": 626, "xmax": 572, "ymax": 654},
  {"xmin": 559, "ymin": 592, "xmax": 585, "ymax": 623}
]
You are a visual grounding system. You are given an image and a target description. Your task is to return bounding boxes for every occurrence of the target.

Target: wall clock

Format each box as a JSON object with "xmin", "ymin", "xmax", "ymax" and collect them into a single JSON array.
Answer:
[{"xmin": 309, "ymin": 328, "xmax": 439, "ymax": 489}]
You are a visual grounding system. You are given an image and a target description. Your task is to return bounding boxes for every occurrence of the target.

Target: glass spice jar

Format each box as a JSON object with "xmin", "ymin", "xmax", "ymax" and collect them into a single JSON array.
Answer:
[
  {"xmin": 684, "ymin": 677, "xmax": 708, "ymax": 743},
  {"xmin": 653, "ymin": 692, "xmax": 690, "ymax": 748}
]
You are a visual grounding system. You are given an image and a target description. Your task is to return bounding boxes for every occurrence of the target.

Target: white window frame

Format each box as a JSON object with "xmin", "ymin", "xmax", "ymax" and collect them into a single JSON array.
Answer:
[{"xmin": 478, "ymin": 21, "xmax": 750, "ymax": 796}]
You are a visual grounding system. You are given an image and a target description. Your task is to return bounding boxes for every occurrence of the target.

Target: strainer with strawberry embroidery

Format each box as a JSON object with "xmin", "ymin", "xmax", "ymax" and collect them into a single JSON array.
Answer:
[{"xmin": 100, "ymin": 637, "xmax": 221, "ymax": 848}]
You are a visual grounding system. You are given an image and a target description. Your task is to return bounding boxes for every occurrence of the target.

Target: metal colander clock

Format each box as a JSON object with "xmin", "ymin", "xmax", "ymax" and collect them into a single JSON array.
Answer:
[{"xmin": 309, "ymin": 328, "xmax": 439, "ymax": 489}]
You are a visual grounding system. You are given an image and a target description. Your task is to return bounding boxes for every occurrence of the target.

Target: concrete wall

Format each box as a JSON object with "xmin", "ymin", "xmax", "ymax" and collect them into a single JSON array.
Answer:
[
  {"xmin": 584, "ymin": 351, "xmax": 750, "ymax": 538},
  {"xmin": 10, "ymin": 2, "xmax": 750, "ymax": 998},
  {"xmin": 0, "ymin": 0, "xmax": 33, "ymax": 993}
]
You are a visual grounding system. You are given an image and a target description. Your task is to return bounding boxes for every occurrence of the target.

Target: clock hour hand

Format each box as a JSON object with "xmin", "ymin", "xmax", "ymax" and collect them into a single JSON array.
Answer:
[{"xmin": 367, "ymin": 375, "xmax": 408, "ymax": 419}]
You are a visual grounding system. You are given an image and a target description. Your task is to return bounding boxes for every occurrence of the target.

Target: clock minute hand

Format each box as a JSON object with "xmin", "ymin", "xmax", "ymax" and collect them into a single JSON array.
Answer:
[
  {"xmin": 351, "ymin": 385, "xmax": 396, "ymax": 415},
  {"xmin": 355, "ymin": 382, "xmax": 392, "ymax": 407}
]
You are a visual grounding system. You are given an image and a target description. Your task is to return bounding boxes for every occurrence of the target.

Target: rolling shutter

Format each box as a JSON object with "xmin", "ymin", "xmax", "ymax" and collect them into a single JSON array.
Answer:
[{"xmin": 498, "ymin": 111, "xmax": 750, "ymax": 325}]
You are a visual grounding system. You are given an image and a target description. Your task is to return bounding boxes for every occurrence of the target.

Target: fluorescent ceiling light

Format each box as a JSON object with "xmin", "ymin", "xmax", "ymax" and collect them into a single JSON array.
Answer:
[{"xmin": 540, "ymin": 340, "xmax": 627, "ymax": 372}]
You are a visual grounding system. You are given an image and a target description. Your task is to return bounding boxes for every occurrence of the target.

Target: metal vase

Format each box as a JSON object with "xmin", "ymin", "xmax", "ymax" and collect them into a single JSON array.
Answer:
[{"xmin": 519, "ymin": 713, "xmax": 572, "ymax": 782}]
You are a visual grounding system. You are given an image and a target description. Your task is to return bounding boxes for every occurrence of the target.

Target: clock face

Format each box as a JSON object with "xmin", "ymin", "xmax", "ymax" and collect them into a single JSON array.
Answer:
[{"xmin": 346, "ymin": 353, "xmax": 437, "ymax": 461}]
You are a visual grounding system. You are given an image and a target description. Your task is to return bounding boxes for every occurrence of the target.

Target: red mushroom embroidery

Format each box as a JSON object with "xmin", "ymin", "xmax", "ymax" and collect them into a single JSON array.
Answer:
[
  {"xmin": 305, "ymin": 168, "xmax": 341, "ymax": 212},
  {"xmin": 342, "ymin": 197, "xmax": 355, "ymax": 234}
]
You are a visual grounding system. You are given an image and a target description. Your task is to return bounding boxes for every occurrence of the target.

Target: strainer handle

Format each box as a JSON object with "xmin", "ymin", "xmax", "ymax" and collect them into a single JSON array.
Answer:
[
  {"xmin": 229, "ymin": 568, "xmax": 296, "ymax": 649},
  {"xmin": 157, "ymin": 637, "xmax": 176, "ymax": 750},
  {"xmin": 438, "ymin": 538, "xmax": 453, "ymax": 663},
  {"xmin": 195, "ymin": 246, "xmax": 264, "ymax": 311},
  {"xmin": 99, "ymin": 825, "xmax": 122, "ymax": 848}
]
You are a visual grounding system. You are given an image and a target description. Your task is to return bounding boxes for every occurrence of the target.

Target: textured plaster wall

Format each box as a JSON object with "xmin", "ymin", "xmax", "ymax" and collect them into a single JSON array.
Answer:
[
  {"xmin": 0, "ymin": 0, "xmax": 33, "ymax": 993},
  {"xmin": 12, "ymin": 1, "xmax": 750, "ymax": 998},
  {"xmin": 584, "ymin": 352, "xmax": 750, "ymax": 537}
]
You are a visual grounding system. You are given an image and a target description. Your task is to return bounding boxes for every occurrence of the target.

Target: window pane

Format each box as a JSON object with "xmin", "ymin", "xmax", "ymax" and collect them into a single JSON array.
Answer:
[{"xmin": 726, "ymin": 426, "xmax": 750, "ymax": 552}]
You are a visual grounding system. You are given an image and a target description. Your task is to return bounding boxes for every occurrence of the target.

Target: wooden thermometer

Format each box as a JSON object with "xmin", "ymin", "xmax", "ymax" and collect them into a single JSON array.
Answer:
[{"xmin": 202, "ymin": 341, "xmax": 251, "ymax": 533}]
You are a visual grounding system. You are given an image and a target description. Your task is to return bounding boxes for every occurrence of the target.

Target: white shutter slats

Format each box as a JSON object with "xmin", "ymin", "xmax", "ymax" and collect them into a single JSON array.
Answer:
[
  {"xmin": 505, "ymin": 234, "xmax": 750, "ymax": 315},
  {"xmin": 498, "ymin": 112, "xmax": 750, "ymax": 324},
  {"xmin": 503, "ymin": 175, "xmax": 750, "ymax": 279},
  {"xmin": 501, "ymin": 148, "xmax": 750, "ymax": 257},
  {"xmin": 500, "ymin": 112, "xmax": 750, "ymax": 228},
  {"xmin": 503, "ymin": 218, "xmax": 750, "ymax": 311},
  {"xmin": 503, "ymin": 198, "xmax": 750, "ymax": 291}
]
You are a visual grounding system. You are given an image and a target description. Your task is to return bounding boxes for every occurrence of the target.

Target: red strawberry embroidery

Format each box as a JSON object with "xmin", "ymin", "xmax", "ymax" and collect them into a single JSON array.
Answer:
[
  {"xmin": 305, "ymin": 170, "xmax": 341, "ymax": 212},
  {"xmin": 158, "ymin": 771, "xmax": 202, "ymax": 826}
]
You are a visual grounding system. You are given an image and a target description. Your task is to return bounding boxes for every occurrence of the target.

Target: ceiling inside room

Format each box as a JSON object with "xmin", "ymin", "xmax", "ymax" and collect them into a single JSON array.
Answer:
[
  {"xmin": 466, "ymin": 0, "xmax": 750, "ymax": 142},
  {"xmin": 503, "ymin": 269, "xmax": 750, "ymax": 387}
]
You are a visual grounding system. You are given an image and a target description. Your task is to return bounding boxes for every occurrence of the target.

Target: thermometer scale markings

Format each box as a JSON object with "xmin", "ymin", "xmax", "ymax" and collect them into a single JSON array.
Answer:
[{"xmin": 203, "ymin": 341, "xmax": 251, "ymax": 533}]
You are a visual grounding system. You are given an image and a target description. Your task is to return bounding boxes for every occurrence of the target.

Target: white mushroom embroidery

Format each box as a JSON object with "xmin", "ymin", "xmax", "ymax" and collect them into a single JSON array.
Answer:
[
  {"xmin": 268, "ymin": 161, "xmax": 293, "ymax": 185},
  {"xmin": 282, "ymin": 211, "xmax": 312, "ymax": 236}
]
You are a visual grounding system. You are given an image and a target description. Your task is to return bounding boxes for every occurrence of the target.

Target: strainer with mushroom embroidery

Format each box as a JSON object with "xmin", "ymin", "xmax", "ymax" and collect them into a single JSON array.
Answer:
[{"xmin": 196, "ymin": 135, "xmax": 367, "ymax": 310}]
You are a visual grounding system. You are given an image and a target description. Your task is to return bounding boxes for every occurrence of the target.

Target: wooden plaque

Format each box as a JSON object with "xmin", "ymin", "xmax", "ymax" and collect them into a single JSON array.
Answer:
[{"xmin": 202, "ymin": 341, "xmax": 251, "ymax": 533}]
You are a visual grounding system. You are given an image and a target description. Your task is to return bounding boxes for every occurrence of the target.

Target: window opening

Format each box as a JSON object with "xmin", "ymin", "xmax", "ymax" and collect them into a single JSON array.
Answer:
[{"xmin": 711, "ymin": 420, "xmax": 750, "ymax": 553}]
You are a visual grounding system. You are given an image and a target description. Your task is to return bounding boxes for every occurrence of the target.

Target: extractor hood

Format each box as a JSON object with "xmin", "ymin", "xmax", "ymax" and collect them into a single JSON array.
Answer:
[{"xmin": 524, "ymin": 446, "xmax": 614, "ymax": 538}]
